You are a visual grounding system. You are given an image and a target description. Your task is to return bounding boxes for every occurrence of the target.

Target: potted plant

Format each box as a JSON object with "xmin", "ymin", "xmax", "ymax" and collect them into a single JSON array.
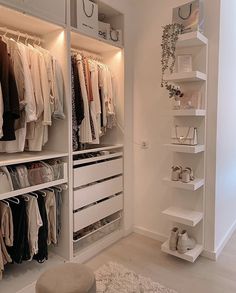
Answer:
[{"xmin": 161, "ymin": 23, "xmax": 184, "ymax": 108}]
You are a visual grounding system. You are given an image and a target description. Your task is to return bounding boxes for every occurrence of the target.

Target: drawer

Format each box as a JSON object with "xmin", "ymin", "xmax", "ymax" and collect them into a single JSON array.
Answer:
[
  {"xmin": 73, "ymin": 194, "xmax": 123, "ymax": 232},
  {"xmin": 73, "ymin": 158, "xmax": 123, "ymax": 188},
  {"xmin": 74, "ymin": 176, "xmax": 123, "ymax": 210}
]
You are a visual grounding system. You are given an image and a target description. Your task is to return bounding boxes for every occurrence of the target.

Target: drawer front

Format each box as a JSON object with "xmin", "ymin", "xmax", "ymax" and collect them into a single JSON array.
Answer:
[
  {"xmin": 74, "ymin": 176, "xmax": 123, "ymax": 210},
  {"xmin": 73, "ymin": 194, "xmax": 123, "ymax": 232},
  {"xmin": 73, "ymin": 158, "xmax": 123, "ymax": 188}
]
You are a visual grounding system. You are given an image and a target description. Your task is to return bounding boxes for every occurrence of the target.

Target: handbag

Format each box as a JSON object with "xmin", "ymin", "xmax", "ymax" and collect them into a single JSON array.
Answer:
[
  {"xmin": 15, "ymin": 165, "xmax": 30, "ymax": 189},
  {"xmin": 172, "ymin": 0, "xmax": 204, "ymax": 33},
  {"xmin": 28, "ymin": 162, "xmax": 54, "ymax": 186},
  {"xmin": 77, "ymin": 0, "xmax": 98, "ymax": 37},
  {"xmin": 0, "ymin": 168, "xmax": 13, "ymax": 194},
  {"xmin": 171, "ymin": 126, "xmax": 198, "ymax": 145},
  {"xmin": 109, "ymin": 29, "xmax": 123, "ymax": 46}
]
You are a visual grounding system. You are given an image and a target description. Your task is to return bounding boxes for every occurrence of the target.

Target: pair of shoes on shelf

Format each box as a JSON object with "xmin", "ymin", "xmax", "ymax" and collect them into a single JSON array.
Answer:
[
  {"xmin": 169, "ymin": 227, "xmax": 196, "ymax": 254},
  {"xmin": 171, "ymin": 166, "xmax": 194, "ymax": 183}
]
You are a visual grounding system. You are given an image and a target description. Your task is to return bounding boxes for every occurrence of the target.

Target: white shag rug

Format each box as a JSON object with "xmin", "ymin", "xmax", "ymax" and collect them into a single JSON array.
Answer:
[{"xmin": 95, "ymin": 262, "xmax": 178, "ymax": 293}]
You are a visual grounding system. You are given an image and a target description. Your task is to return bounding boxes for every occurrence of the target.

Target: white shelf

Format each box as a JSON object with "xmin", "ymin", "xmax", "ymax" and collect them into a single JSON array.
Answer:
[
  {"xmin": 164, "ymin": 144, "xmax": 205, "ymax": 154},
  {"xmin": 73, "ymin": 144, "xmax": 124, "ymax": 155},
  {"xmin": 171, "ymin": 109, "xmax": 206, "ymax": 117},
  {"xmin": 0, "ymin": 178, "xmax": 68, "ymax": 201},
  {"xmin": 162, "ymin": 207, "xmax": 203, "ymax": 227},
  {"xmin": 177, "ymin": 31, "xmax": 208, "ymax": 48},
  {"xmin": 0, "ymin": 150, "xmax": 68, "ymax": 167},
  {"xmin": 163, "ymin": 71, "xmax": 207, "ymax": 83},
  {"xmin": 161, "ymin": 240, "xmax": 203, "ymax": 263},
  {"xmin": 71, "ymin": 27, "xmax": 123, "ymax": 54},
  {"xmin": 163, "ymin": 178, "xmax": 204, "ymax": 191}
]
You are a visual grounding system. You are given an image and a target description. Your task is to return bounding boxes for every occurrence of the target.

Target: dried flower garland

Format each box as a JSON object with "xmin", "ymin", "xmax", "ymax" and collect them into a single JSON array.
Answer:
[{"xmin": 161, "ymin": 23, "xmax": 184, "ymax": 99}]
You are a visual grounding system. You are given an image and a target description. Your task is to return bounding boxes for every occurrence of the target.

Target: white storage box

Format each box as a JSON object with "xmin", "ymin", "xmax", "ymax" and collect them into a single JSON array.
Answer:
[
  {"xmin": 109, "ymin": 29, "xmax": 123, "ymax": 46},
  {"xmin": 98, "ymin": 21, "xmax": 111, "ymax": 40},
  {"xmin": 77, "ymin": 0, "xmax": 98, "ymax": 37}
]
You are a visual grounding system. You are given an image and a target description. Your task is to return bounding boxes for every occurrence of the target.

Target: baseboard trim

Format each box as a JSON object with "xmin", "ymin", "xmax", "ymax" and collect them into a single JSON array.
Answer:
[
  {"xmin": 214, "ymin": 218, "xmax": 236, "ymax": 260},
  {"xmin": 134, "ymin": 226, "xmax": 168, "ymax": 243}
]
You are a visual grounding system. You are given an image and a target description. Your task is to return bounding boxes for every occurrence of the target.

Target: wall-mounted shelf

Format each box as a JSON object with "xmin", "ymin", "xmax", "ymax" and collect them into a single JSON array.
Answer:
[
  {"xmin": 177, "ymin": 31, "xmax": 208, "ymax": 48},
  {"xmin": 163, "ymin": 71, "xmax": 207, "ymax": 83},
  {"xmin": 171, "ymin": 109, "xmax": 206, "ymax": 117},
  {"xmin": 163, "ymin": 178, "xmax": 204, "ymax": 191},
  {"xmin": 162, "ymin": 207, "xmax": 203, "ymax": 227},
  {"xmin": 161, "ymin": 241, "xmax": 203, "ymax": 263},
  {"xmin": 164, "ymin": 144, "xmax": 205, "ymax": 154}
]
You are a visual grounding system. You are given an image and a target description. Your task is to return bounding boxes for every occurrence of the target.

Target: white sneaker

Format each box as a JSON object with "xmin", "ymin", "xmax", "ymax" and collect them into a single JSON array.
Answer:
[
  {"xmin": 177, "ymin": 230, "xmax": 196, "ymax": 254},
  {"xmin": 169, "ymin": 227, "xmax": 179, "ymax": 251}
]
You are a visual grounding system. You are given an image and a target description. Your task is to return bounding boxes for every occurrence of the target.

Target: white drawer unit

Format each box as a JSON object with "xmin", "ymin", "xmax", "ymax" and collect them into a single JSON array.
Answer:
[
  {"xmin": 74, "ymin": 176, "xmax": 123, "ymax": 210},
  {"xmin": 73, "ymin": 158, "xmax": 123, "ymax": 188},
  {"xmin": 0, "ymin": 0, "xmax": 66, "ymax": 24},
  {"xmin": 73, "ymin": 194, "xmax": 123, "ymax": 232}
]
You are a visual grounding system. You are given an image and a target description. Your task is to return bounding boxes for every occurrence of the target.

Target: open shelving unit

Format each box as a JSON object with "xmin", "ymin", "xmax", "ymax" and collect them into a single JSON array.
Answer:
[
  {"xmin": 0, "ymin": 0, "xmax": 127, "ymax": 292},
  {"xmin": 162, "ymin": 178, "xmax": 204, "ymax": 191},
  {"xmin": 162, "ymin": 31, "xmax": 208, "ymax": 262},
  {"xmin": 164, "ymin": 144, "xmax": 205, "ymax": 154}
]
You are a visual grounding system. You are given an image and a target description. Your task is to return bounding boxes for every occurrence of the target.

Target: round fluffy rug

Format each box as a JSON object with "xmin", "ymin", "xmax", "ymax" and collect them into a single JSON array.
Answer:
[{"xmin": 95, "ymin": 262, "xmax": 178, "ymax": 293}]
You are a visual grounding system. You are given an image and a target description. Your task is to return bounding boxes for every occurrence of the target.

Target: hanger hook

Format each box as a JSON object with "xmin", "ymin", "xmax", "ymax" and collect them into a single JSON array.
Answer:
[
  {"xmin": 25, "ymin": 33, "xmax": 29, "ymax": 45},
  {"xmin": 4, "ymin": 28, "xmax": 8, "ymax": 37},
  {"xmin": 17, "ymin": 31, "xmax": 21, "ymax": 42}
]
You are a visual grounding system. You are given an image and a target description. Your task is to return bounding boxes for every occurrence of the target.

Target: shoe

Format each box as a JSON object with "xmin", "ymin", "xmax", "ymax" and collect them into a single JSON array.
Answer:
[
  {"xmin": 171, "ymin": 166, "xmax": 182, "ymax": 181},
  {"xmin": 181, "ymin": 167, "xmax": 194, "ymax": 183},
  {"xmin": 169, "ymin": 227, "xmax": 179, "ymax": 251},
  {"xmin": 177, "ymin": 230, "xmax": 196, "ymax": 254}
]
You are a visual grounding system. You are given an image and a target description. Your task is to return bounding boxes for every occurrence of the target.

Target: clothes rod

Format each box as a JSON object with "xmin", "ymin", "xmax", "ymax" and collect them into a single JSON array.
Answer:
[
  {"xmin": 0, "ymin": 26, "xmax": 44, "ymax": 43},
  {"xmin": 71, "ymin": 48, "xmax": 102, "ymax": 61}
]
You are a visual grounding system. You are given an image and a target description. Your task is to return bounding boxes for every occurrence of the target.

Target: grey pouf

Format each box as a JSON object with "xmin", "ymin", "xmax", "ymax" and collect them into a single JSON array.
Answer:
[{"xmin": 36, "ymin": 263, "xmax": 96, "ymax": 293}]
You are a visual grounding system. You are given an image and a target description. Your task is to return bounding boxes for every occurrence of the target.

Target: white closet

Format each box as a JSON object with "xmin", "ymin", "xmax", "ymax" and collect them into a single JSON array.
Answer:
[{"xmin": 0, "ymin": 0, "xmax": 126, "ymax": 291}]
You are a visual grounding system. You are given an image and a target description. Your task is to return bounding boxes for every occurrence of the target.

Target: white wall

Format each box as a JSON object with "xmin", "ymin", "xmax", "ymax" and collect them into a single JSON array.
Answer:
[
  {"xmin": 215, "ymin": 0, "xmax": 236, "ymax": 254},
  {"xmin": 132, "ymin": 0, "xmax": 221, "ymax": 255}
]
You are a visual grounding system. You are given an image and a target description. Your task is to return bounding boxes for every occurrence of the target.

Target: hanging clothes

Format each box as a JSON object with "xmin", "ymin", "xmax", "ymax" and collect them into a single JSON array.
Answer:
[
  {"xmin": 34, "ymin": 194, "xmax": 48, "ymax": 263},
  {"xmin": 7, "ymin": 198, "xmax": 30, "ymax": 263},
  {"xmin": 44, "ymin": 190, "xmax": 57, "ymax": 245},
  {"xmin": 26, "ymin": 196, "xmax": 43, "ymax": 259},
  {"xmin": 75, "ymin": 54, "xmax": 92, "ymax": 145},
  {"xmin": 0, "ymin": 35, "xmax": 65, "ymax": 153},
  {"xmin": 0, "ymin": 227, "xmax": 12, "ymax": 280},
  {"xmin": 0, "ymin": 202, "xmax": 14, "ymax": 247},
  {"xmin": 71, "ymin": 51, "xmax": 116, "ymax": 150},
  {"xmin": 0, "ymin": 38, "xmax": 20, "ymax": 141}
]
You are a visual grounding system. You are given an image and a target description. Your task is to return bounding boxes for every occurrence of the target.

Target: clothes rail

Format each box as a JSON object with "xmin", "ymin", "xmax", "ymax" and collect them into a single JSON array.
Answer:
[
  {"xmin": 71, "ymin": 48, "xmax": 102, "ymax": 62},
  {"xmin": 0, "ymin": 26, "xmax": 44, "ymax": 44}
]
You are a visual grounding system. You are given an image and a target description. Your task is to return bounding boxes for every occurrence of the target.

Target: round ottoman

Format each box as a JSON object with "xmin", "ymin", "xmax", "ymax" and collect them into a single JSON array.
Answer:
[{"xmin": 36, "ymin": 263, "xmax": 96, "ymax": 293}]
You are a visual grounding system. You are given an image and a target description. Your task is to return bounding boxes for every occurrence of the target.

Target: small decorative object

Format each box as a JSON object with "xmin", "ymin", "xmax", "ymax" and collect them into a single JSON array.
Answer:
[
  {"xmin": 98, "ymin": 21, "xmax": 110, "ymax": 40},
  {"xmin": 171, "ymin": 165, "xmax": 182, "ymax": 181},
  {"xmin": 109, "ymin": 29, "xmax": 123, "ymax": 46},
  {"xmin": 171, "ymin": 126, "xmax": 198, "ymax": 145},
  {"xmin": 177, "ymin": 55, "xmax": 192, "ymax": 73},
  {"xmin": 180, "ymin": 91, "xmax": 202, "ymax": 109},
  {"xmin": 161, "ymin": 23, "xmax": 184, "ymax": 101},
  {"xmin": 181, "ymin": 167, "xmax": 195, "ymax": 183},
  {"xmin": 172, "ymin": 0, "xmax": 204, "ymax": 34}
]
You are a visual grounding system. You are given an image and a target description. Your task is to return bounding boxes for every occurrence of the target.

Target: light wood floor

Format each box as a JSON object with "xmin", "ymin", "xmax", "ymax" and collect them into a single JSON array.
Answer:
[{"xmin": 86, "ymin": 233, "xmax": 236, "ymax": 293}]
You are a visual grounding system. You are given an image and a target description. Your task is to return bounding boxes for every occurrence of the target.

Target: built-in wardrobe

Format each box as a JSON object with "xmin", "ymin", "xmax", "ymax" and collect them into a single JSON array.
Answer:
[{"xmin": 0, "ymin": 1, "xmax": 127, "ymax": 291}]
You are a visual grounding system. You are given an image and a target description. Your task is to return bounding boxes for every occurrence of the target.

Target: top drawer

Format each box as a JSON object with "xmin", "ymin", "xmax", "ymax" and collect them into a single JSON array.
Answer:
[{"xmin": 74, "ymin": 158, "xmax": 123, "ymax": 188}]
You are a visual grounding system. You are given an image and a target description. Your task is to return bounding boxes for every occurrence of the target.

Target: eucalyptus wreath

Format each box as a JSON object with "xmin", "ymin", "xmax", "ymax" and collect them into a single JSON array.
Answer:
[{"xmin": 161, "ymin": 23, "xmax": 184, "ymax": 99}]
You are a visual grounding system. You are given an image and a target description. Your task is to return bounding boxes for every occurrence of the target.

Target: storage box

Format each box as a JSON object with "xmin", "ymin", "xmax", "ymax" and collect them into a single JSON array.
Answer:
[
  {"xmin": 108, "ymin": 29, "xmax": 123, "ymax": 46},
  {"xmin": 77, "ymin": 0, "xmax": 98, "ymax": 38},
  {"xmin": 98, "ymin": 21, "xmax": 111, "ymax": 40}
]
